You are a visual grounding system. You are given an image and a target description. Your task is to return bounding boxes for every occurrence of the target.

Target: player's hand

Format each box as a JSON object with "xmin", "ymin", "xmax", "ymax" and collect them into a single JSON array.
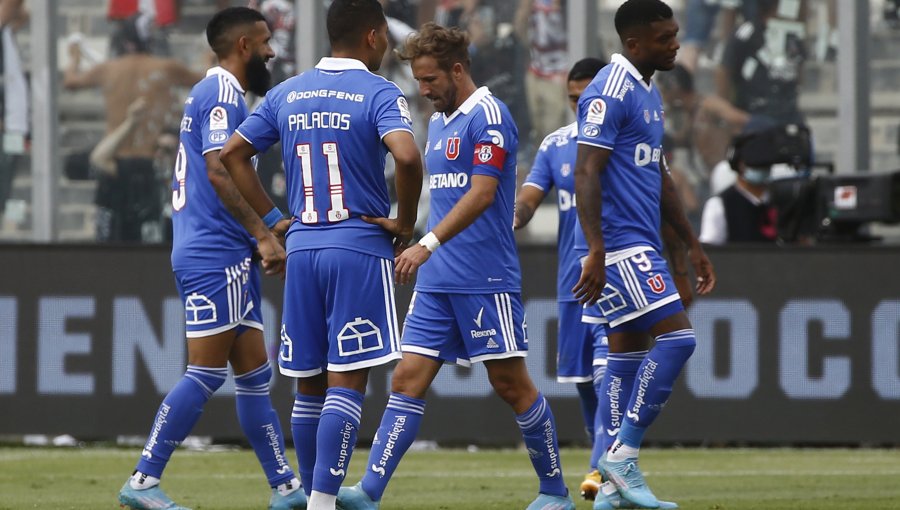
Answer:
[
  {"xmin": 690, "ymin": 243, "xmax": 716, "ymax": 295},
  {"xmin": 573, "ymin": 250, "xmax": 606, "ymax": 306},
  {"xmin": 361, "ymin": 215, "xmax": 414, "ymax": 252},
  {"xmin": 257, "ymin": 233, "xmax": 287, "ymax": 278},
  {"xmin": 394, "ymin": 244, "xmax": 431, "ymax": 285},
  {"xmin": 270, "ymin": 217, "xmax": 291, "ymax": 248},
  {"xmin": 673, "ymin": 272, "xmax": 694, "ymax": 308}
]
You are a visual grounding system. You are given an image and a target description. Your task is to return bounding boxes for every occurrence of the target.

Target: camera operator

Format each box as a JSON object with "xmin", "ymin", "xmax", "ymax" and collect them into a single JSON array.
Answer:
[{"xmin": 699, "ymin": 128, "xmax": 779, "ymax": 245}]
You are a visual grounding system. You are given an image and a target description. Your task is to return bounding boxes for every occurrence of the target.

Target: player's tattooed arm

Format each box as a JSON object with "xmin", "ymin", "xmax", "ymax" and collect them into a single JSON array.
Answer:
[
  {"xmin": 206, "ymin": 151, "xmax": 270, "ymax": 240},
  {"xmin": 572, "ymin": 144, "xmax": 611, "ymax": 305},
  {"xmin": 513, "ymin": 185, "xmax": 546, "ymax": 229},
  {"xmin": 659, "ymin": 160, "xmax": 716, "ymax": 295},
  {"xmin": 217, "ymin": 137, "xmax": 287, "ymax": 277},
  {"xmin": 661, "ymin": 222, "xmax": 693, "ymax": 307}
]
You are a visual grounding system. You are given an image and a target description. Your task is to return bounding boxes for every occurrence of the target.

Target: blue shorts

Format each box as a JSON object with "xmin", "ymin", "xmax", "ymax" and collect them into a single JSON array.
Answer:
[
  {"xmin": 557, "ymin": 300, "xmax": 597, "ymax": 383},
  {"xmin": 279, "ymin": 248, "xmax": 401, "ymax": 377},
  {"xmin": 589, "ymin": 322, "xmax": 609, "ymax": 368},
  {"xmin": 593, "ymin": 248, "xmax": 683, "ymax": 330},
  {"xmin": 401, "ymin": 291, "xmax": 528, "ymax": 366},
  {"xmin": 174, "ymin": 257, "xmax": 263, "ymax": 338}
]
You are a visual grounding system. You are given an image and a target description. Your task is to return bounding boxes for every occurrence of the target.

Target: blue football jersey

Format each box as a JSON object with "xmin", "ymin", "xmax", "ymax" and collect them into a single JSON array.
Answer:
[
  {"xmin": 171, "ymin": 67, "xmax": 254, "ymax": 271},
  {"xmin": 575, "ymin": 53, "xmax": 666, "ymax": 254},
  {"xmin": 236, "ymin": 57, "xmax": 414, "ymax": 260},
  {"xmin": 416, "ymin": 87, "xmax": 520, "ymax": 293},
  {"xmin": 523, "ymin": 122, "xmax": 579, "ymax": 302}
]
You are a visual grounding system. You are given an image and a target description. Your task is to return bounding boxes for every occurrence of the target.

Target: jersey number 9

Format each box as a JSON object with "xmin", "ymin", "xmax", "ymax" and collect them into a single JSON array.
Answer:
[{"xmin": 171, "ymin": 143, "xmax": 188, "ymax": 211}]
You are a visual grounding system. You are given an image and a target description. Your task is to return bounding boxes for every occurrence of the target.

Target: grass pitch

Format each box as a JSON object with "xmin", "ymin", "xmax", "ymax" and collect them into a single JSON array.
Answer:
[{"xmin": 1, "ymin": 447, "xmax": 898, "ymax": 509}]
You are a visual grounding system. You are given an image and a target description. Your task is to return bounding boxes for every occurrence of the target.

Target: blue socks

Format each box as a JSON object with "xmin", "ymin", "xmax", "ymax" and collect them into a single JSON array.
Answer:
[
  {"xmin": 312, "ymin": 387, "xmax": 364, "ymax": 496},
  {"xmin": 618, "ymin": 329, "xmax": 696, "ymax": 449},
  {"xmin": 589, "ymin": 362, "xmax": 608, "ymax": 469},
  {"xmin": 515, "ymin": 394, "xmax": 567, "ymax": 498},
  {"xmin": 595, "ymin": 351, "xmax": 646, "ymax": 464},
  {"xmin": 136, "ymin": 365, "xmax": 227, "ymax": 478},
  {"xmin": 360, "ymin": 393, "xmax": 426, "ymax": 502},
  {"xmin": 234, "ymin": 363, "xmax": 296, "ymax": 488},
  {"xmin": 291, "ymin": 393, "xmax": 324, "ymax": 496},
  {"xmin": 575, "ymin": 381, "xmax": 598, "ymax": 446}
]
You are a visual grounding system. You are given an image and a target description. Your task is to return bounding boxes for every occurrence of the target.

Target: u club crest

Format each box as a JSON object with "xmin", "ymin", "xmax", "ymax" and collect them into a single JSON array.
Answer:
[{"xmin": 445, "ymin": 137, "xmax": 461, "ymax": 160}]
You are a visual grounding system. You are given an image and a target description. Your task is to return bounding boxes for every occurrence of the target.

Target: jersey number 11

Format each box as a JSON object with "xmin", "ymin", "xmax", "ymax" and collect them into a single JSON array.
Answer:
[{"xmin": 296, "ymin": 142, "xmax": 349, "ymax": 224}]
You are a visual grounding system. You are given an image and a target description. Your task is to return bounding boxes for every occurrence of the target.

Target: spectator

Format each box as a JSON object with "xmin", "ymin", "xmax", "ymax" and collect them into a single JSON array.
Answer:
[
  {"xmin": 515, "ymin": 0, "xmax": 568, "ymax": 141},
  {"xmin": 678, "ymin": 0, "xmax": 757, "ymax": 72},
  {"xmin": 656, "ymin": 64, "xmax": 749, "ymax": 191},
  {"xmin": 90, "ymin": 97, "xmax": 174, "ymax": 242},
  {"xmin": 716, "ymin": 0, "xmax": 807, "ymax": 124},
  {"xmin": 64, "ymin": 16, "xmax": 201, "ymax": 242},
  {"xmin": 255, "ymin": 0, "xmax": 296, "ymax": 84},
  {"xmin": 699, "ymin": 128, "xmax": 779, "ymax": 245},
  {"xmin": 107, "ymin": 0, "xmax": 178, "ymax": 55},
  {"xmin": 469, "ymin": 5, "xmax": 531, "ymax": 149},
  {"xmin": 0, "ymin": 0, "xmax": 27, "ymax": 226}
]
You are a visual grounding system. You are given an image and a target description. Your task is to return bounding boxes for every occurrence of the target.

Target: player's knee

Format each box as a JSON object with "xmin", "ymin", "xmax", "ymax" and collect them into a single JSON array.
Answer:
[
  {"xmin": 296, "ymin": 373, "xmax": 328, "ymax": 396},
  {"xmin": 234, "ymin": 362, "xmax": 272, "ymax": 392},
  {"xmin": 390, "ymin": 364, "xmax": 429, "ymax": 399},
  {"xmin": 184, "ymin": 365, "xmax": 228, "ymax": 396},
  {"xmin": 655, "ymin": 328, "xmax": 697, "ymax": 356},
  {"xmin": 489, "ymin": 374, "xmax": 536, "ymax": 408}
]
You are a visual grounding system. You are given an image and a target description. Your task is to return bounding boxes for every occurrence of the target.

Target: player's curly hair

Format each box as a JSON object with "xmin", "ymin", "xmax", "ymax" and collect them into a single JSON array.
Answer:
[{"xmin": 396, "ymin": 22, "xmax": 470, "ymax": 72}]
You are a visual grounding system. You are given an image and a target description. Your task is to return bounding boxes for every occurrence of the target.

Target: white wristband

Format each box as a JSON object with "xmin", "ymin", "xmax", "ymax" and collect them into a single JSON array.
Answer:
[{"xmin": 418, "ymin": 231, "xmax": 441, "ymax": 253}]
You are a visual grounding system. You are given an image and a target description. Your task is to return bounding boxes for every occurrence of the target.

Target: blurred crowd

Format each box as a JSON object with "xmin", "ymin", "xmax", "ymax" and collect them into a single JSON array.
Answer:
[{"xmin": 2, "ymin": 0, "xmax": 900, "ymax": 244}]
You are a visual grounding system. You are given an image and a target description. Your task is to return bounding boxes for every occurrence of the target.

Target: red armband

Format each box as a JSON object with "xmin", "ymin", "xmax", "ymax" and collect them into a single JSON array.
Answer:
[{"xmin": 472, "ymin": 143, "xmax": 507, "ymax": 170}]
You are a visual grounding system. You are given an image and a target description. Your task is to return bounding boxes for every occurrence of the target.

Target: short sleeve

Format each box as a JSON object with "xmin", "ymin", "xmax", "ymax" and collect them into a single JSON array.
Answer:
[
  {"xmin": 524, "ymin": 137, "xmax": 555, "ymax": 192},
  {"xmin": 372, "ymin": 84, "xmax": 414, "ymax": 140},
  {"xmin": 470, "ymin": 107, "xmax": 516, "ymax": 179},
  {"xmin": 235, "ymin": 95, "xmax": 280, "ymax": 154},
  {"xmin": 201, "ymin": 97, "xmax": 243, "ymax": 155},
  {"xmin": 577, "ymin": 88, "xmax": 626, "ymax": 150}
]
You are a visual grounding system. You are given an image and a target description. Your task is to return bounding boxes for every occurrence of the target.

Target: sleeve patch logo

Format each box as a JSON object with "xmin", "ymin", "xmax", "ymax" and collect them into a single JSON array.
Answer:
[
  {"xmin": 586, "ymin": 98, "xmax": 607, "ymax": 125},
  {"xmin": 208, "ymin": 130, "xmax": 228, "ymax": 144},
  {"xmin": 477, "ymin": 145, "xmax": 493, "ymax": 163},
  {"xmin": 210, "ymin": 106, "xmax": 228, "ymax": 131},
  {"xmin": 472, "ymin": 143, "xmax": 507, "ymax": 169},
  {"xmin": 397, "ymin": 97, "xmax": 412, "ymax": 126},
  {"xmin": 581, "ymin": 123, "xmax": 601, "ymax": 138}
]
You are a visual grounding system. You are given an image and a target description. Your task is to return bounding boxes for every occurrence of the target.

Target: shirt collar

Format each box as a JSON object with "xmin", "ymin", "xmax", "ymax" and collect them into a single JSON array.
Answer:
[
  {"xmin": 566, "ymin": 122, "xmax": 577, "ymax": 138},
  {"xmin": 315, "ymin": 57, "xmax": 370, "ymax": 72},
  {"xmin": 736, "ymin": 182, "xmax": 769, "ymax": 205},
  {"xmin": 206, "ymin": 66, "xmax": 245, "ymax": 95},
  {"xmin": 610, "ymin": 53, "xmax": 652, "ymax": 92},
  {"xmin": 443, "ymin": 86, "xmax": 491, "ymax": 124}
]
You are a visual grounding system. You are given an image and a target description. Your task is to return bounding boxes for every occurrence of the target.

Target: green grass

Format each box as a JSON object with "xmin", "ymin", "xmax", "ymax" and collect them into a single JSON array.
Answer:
[{"xmin": 1, "ymin": 447, "xmax": 899, "ymax": 509}]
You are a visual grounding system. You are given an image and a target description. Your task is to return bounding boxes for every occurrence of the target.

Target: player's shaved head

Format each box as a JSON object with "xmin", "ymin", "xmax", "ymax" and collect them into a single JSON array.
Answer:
[
  {"xmin": 327, "ymin": 0, "xmax": 387, "ymax": 50},
  {"xmin": 206, "ymin": 6, "xmax": 267, "ymax": 58},
  {"xmin": 614, "ymin": 0, "xmax": 674, "ymax": 42},
  {"xmin": 396, "ymin": 22, "xmax": 470, "ymax": 72}
]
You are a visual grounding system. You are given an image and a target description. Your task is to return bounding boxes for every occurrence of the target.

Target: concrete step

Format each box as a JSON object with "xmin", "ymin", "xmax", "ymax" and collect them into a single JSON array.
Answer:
[{"xmin": 10, "ymin": 176, "xmax": 97, "ymax": 206}]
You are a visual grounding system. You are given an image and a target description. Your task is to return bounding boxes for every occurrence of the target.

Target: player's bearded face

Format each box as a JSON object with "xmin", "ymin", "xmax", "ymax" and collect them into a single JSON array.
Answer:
[
  {"xmin": 246, "ymin": 52, "xmax": 272, "ymax": 96},
  {"xmin": 432, "ymin": 78, "xmax": 457, "ymax": 114},
  {"xmin": 413, "ymin": 57, "xmax": 456, "ymax": 114}
]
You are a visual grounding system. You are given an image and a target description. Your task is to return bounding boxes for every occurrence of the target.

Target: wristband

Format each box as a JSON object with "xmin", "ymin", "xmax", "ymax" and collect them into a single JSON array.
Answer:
[
  {"xmin": 263, "ymin": 207, "xmax": 284, "ymax": 229},
  {"xmin": 418, "ymin": 231, "xmax": 441, "ymax": 253}
]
